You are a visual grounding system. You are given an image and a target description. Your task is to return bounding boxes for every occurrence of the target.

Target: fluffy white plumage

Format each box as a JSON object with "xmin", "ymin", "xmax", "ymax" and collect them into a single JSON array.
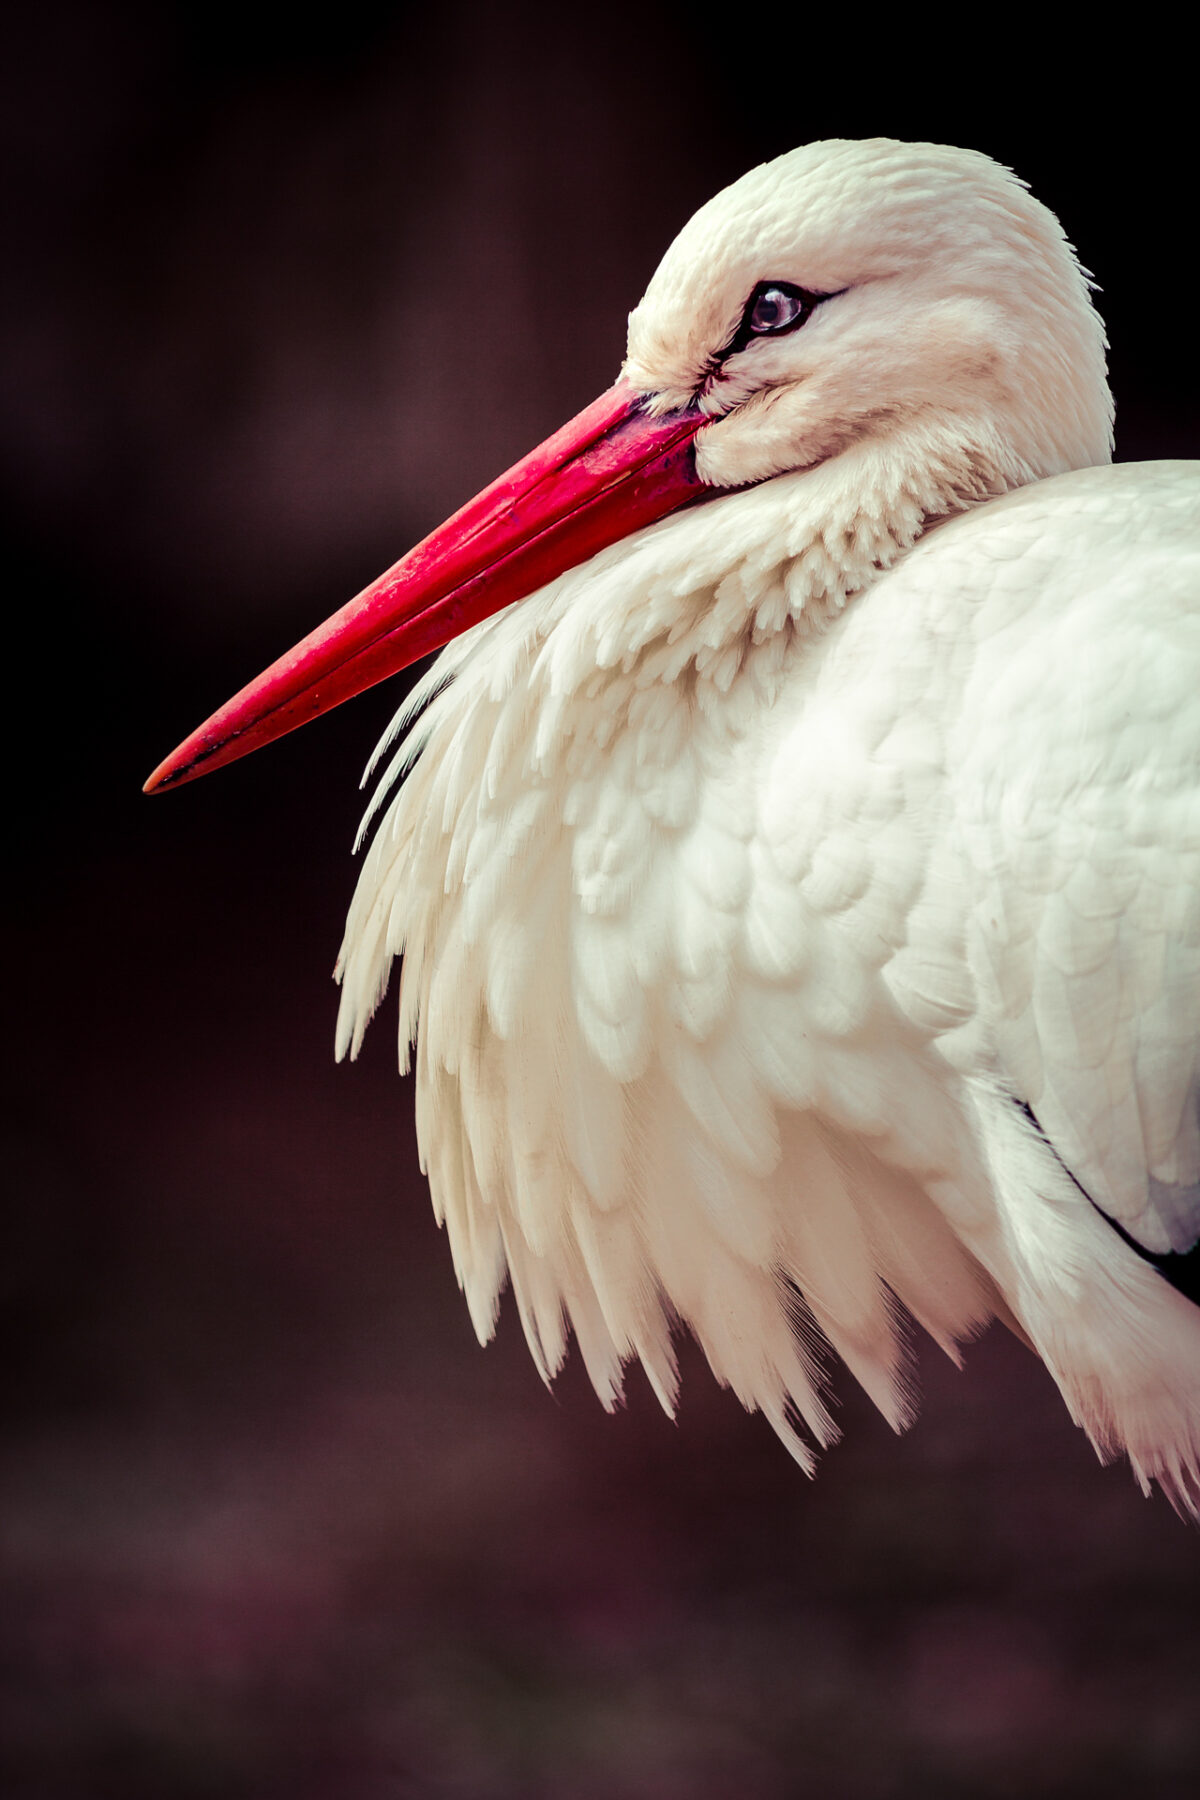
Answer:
[{"xmin": 334, "ymin": 140, "xmax": 1200, "ymax": 1509}]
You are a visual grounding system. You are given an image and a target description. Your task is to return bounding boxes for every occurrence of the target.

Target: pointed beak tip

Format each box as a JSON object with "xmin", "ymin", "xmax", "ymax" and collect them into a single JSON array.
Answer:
[{"xmin": 143, "ymin": 746, "xmax": 201, "ymax": 795}]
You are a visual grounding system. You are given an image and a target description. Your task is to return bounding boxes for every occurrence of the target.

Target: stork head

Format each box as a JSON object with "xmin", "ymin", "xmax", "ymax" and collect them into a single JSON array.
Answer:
[
  {"xmin": 146, "ymin": 139, "xmax": 1112, "ymax": 793},
  {"xmin": 625, "ymin": 138, "xmax": 1111, "ymax": 491}
]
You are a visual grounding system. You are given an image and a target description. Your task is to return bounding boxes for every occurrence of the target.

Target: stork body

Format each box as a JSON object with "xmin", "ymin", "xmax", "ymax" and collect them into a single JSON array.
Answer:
[
  {"xmin": 338, "ymin": 451, "xmax": 1200, "ymax": 1506},
  {"xmin": 152, "ymin": 141, "xmax": 1200, "ymax": 1509}
]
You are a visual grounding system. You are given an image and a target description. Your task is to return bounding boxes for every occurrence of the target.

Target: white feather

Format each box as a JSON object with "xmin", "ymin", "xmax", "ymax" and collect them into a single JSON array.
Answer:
[{"xmin": 334, "ymin": 139, "xmax": 1200, "ymax": 1513}]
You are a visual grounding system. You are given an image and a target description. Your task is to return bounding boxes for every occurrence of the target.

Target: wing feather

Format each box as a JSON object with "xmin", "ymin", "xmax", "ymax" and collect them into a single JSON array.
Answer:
[{"xmin": 954, "ymin": 473, "xmax": 1200, "ymax": 1257}]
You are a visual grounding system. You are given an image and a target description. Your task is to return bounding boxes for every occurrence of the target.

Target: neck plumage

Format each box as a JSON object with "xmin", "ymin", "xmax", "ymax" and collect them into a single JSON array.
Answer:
[
  {"xmin": 347, "ymin": 427, "xmax": 1021, "ymax": 904},
  {"xmin": 371, "ymin": 418, "xmax": 1021, "ymax": 756}
]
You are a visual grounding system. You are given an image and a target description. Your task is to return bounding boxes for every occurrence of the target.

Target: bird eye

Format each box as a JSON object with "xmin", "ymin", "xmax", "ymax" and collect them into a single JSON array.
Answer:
[
  {"xmin": 707, "ymin": 279, "xmax": 838, "ymax": 381},
  {"xmin": 747, "ymin": 283, "xmax": 808, "ymax": 335}
]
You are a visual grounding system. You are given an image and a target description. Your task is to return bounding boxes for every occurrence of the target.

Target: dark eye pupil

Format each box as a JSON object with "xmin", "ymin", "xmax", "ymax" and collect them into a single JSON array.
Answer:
[{"xmin": 749, "ymin": 285, "xmax": 803, "ymax": 334}]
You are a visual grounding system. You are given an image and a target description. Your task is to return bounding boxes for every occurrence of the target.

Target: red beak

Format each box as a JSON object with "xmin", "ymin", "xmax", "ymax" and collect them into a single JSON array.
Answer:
[{"xmin": 144, "ymin": 381, "xmax": 708, "ymax": 793}]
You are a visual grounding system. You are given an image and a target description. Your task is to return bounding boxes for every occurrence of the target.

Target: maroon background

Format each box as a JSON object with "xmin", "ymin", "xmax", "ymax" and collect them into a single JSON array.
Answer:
[{"xmin": 4, "ymin": 6, "xmax": 1199, "ymax": 1796}]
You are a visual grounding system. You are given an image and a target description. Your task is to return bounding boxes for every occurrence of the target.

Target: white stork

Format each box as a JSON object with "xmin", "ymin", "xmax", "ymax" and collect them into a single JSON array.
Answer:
[{"xmin": 148, "ymin": 139, "xmax": 1200, "ymax": 1513}]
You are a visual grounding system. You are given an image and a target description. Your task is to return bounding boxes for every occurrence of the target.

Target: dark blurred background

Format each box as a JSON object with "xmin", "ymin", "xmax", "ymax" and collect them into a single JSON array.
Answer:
[{"xmin": 3, "ymin": 5, "xmax": 1199, "ymax": 1796}]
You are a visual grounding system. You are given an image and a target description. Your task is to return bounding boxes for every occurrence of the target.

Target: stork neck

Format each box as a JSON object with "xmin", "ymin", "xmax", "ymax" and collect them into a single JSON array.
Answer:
[{"xmin": 557, "ymin": 426, "xmax": 1011, "ymax": 701}]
